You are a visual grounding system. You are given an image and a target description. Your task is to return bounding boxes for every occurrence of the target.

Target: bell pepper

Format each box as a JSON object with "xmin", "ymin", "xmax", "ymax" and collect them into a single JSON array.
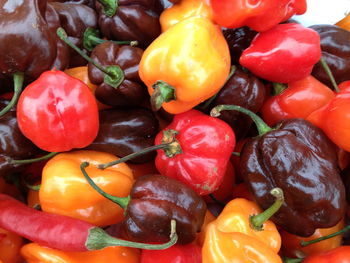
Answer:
[
  {"xmin": 139, "ymin": 17, "xmax": 230, "ymax": 114},
  {"xmin": 240, "ymin": 23, "xmax": 321, "ymax": 83},
  {"xmin": 202, "ymin": 189, "xmax": 283, "ymax": 263},
  {"xmin": 0, "ymin": 228, "xmax": 23, "ymax": 263},
  {"xmin": 21, "ymin": 242, "xmax": 140, "ymax": 263},
  {"xmin": 39, "ymin": 150, "xmax": 134, "ymax": 226},
  {"xmin": 209, "ymin": 0, "xmax": 306, "ymax": 32},
  {"xmin": 336, "ymin": 13, "xmax": 350, "ymax": 31},
  {"xmin": 160, "ymin": 0, "xmax": 213, "ymax": 32}
]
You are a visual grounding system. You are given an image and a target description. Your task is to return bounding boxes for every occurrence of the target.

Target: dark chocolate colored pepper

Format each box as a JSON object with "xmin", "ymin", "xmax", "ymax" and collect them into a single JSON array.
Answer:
[{"xmin": 48, "ymin": 0, "xmax": 95, "ymax": 8}]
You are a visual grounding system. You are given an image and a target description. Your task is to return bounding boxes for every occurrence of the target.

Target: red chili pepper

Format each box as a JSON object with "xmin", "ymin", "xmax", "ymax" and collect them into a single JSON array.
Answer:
[
  {"xmin": 16, "ymin": 70, "xmax": 99, "ymax": 152},
  {"xmin": 209, "ymin": 0, "xmax": 306, "ymax": 32},
  {"xmin": 240, "ymin": 23, "xmax": 321, "ymax": 83},
  {"xmin": 154, "ymin": 109, "xmax": 235, "ymax": 195},
  {"xmin": 302, "ymin": 246, "xmax": 350, "ymax": 263}
]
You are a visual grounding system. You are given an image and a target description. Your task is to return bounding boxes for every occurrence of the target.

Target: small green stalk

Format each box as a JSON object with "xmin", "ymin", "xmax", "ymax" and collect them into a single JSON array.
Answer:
[
  {"xmin": 301, "ymin": 224, "xmax": 350, "ymax": 247},
  {"xmin": 283, "ymin": 257, "xmax": 303, "ymax": 263},
  {"xmin": 0, "ymin": 72, "xmax": 24, "ymax": 117},
  {"xmin": 9, "ymin": 152, "xmax": 58, "ymax": 165},
  {"xmin": 97, "ymin": 0, "xmax": 118, "ymax": 17},
  {"xmin": 151, "ymin": 81, "xmax": 176, "ymax": 111},
  {"xmin": 319, "ymin": 57, "xmax": 339, "ymax": 92},
  {"xmin": 273, "ymin": 83, "xmax": 287, "ymax": 95}
]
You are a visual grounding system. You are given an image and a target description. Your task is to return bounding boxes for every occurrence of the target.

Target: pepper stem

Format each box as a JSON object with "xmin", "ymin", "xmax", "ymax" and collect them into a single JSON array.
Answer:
[
  {"xmin": 0, "ymin": 72, "xmax": 24, "ymax": 117},
  {"xmin": 282, "ymin": 257, "xmax": 303, "ymax": 263},
  {"xmin": 319, "ymin": 57, "xmax": 339, "ymax": 92},
  {"xmin": 210, "ymin": 105, "xmax": 272, "ymax": 135},
  {"xmin": 300, "ymin": 224, "xmax": 350, "ymax": 247},
  {"xmin": 86, "ymin": 220, "xmax": 178, "ymax": 250},
  {"xmin": 81, "ymin": 162, "xmax": 130, "ymax": 209},
  {"xmin": 9, "ymin": 152, "xmax": 58, "ymax": 165},
  {"xmin": 57, "ymin": 27, "xmax": 124, "ymax": 89},
  {"xmin": 161, "ymin": 130, "xmax": 182, "ymax": 158},
  {"xmin": 151, "ymin": 81, "xmax": 176, "ymax": 111},
  {"xmin": 97, "ymin": 0, "xmax": 118, "ymax": 17},
  {"xmin": 273, "ymin": 83, "xmax": 287, "ymax": 95},
  {"xmin": 249, "ymin": 188, "xmax": 284, "ymax": 231}
]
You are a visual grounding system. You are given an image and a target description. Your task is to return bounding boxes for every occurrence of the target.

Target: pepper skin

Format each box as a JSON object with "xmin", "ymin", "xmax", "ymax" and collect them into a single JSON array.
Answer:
[
  {"xmin": 240, "ymin": 118, "xmax": 346, "ymax": 236},
  {"xmin": 240, "ymin": 23, "xmax": 321, "ymax": 83},
  {"xmin": 139, "ymin": 17, "xmax": 230, "ymax": 114},
  {"xmin": 337, "ymin": 13, "xmax": 350, "ymax": 31},
  {"xmin": 86, "ymin": 107, "xmax": 159, "ymax": 163},
  {"xmin": 302, "ymin": 246, "xmax": 350, "ymax": 263},
  {"xmin": 310, "ymin": 25, "xmax": 350, "ymax": 87},
  {"xmin": 202, "ymin": 197, "xmax": 282, "ymax": 263},
  {"xmin": 40, "ymin": 151, "xmax": 133, "ymax": 226},
  {"xmin": 21, "ymin": 242, "xmax": 140, "ymax": 263},
  {"xmin": 0, "ymin": 228, "xmax": 23, "ymax": 263},
  {"xmin": 88, "ymin": 42, "xmax": 146, "ymax": 107},
  {"xmin": 95, "ymin": 0, "xmax": 162, "ymax": 48},
  {"xmin": 155, "ymin": 110, "xmax": 235, "ymax": 195},
  {"xmin": 209, "ymin": 0, "xmax": 306, "ymax": 32},
  {"xmin": 48, "ymin": 0, "xmax": 95, "ymax": 9}
]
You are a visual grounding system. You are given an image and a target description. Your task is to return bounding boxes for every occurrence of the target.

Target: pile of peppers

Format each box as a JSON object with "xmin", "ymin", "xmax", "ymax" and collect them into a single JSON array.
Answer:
[{"xmin": 1, "ymin": 0, "xmax": 350, "ymax": 262}]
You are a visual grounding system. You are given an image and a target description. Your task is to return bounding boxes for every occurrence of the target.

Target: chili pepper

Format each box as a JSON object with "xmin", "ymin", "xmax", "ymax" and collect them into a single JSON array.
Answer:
[
  {"xmin": 154, "ymin": 109, "xmax": 235, "ymax": 195},
  {"xmin": 336, "ymin": 13, "xmax": 350, "ymax": 31},
  {"xmin": 261, "ymin": 76, "xmax": 335, "ymax": 126},
  {"xmin": 211, "ymin": 105, "xmax": 346, "ymax": 237},
  {"xmin": 240, "ymin": 23, "xmax": 321, "ymax": 83},
  {"xmin": 159, "ymin": 0, "xmax": 213, "ymax": 32},
  {"xmin": 0, "ymin": 228, "xmax": 23, "ymax": 263},
  {"xmin": 0, "ymin": 193, "xmax": 178, "ymax": 252},
  {"xmin": 208, "ymin": 0, "xmax": 306, "ymax": 32},
  {"xmin": 21, "ymin": 242, "xmax": 140, "ymax": 263},
  {"xmin": 296, "ymin": 246, "xmax": 350, "ymax": 263},
  {"xmin": 141, "ymin": 243, "xmax": 201, "ymax": 263},
  {"xmin": 86, "ymin": 107, "xmax": 159, "ymax": 163},
  {"xmin": 310, "ymin": 25, "xmax": 350, "ymax": 87},
  {"xmin": 95, "ymin": 0, "xmax": 162, "ymax": 48},
  {"xmin": 140, "ymin": 16, "xmax": 230, "ymax": 114},
  {"xmin": 16, "ymin": 70, "xmax": 99, "ymax": 152},
  {"xmin": 202, "ymin": 188, "xmax": 284, "ymax": 263}
]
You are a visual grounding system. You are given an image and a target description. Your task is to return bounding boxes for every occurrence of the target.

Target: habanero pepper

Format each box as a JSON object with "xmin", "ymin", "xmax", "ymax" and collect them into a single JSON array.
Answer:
[
  {"xmin": 287, "ymin": 246, "xmax": 350, "ymax": 263},
  {"xmin": 0, "ymin": 228, "xmax": 23, "ymax": 263},
  {"xmin": 336, "ymin": 13, "xmax": 350, "ymax": 31},
  {"xmin": 139, "ymin": 16, "xmax": 230, "ymax": 114}
]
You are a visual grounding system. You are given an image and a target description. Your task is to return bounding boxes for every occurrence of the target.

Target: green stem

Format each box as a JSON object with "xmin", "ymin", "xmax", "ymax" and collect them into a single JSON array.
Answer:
[
  {"xmin": 249, "ymin": 188, "xmax": 284, "ymax": 231},
  {"xmin": 273, "ymin": 83, "xmax": 287, "ymax": 95},
  {"xmin": 319, "ymin": 57, "xmax": 339, "ymax": 92},
  {"xmin": 57, "ymin": 27, "xmax": 124, "ymax": 89},
  {"xmin": 283, "ymin": 257, "xmax": 303, "ymax": 263},
  {"xmin": 300, "ymin": 225, "xmax": 350, "ymax": 247},
  {"xmin": 97, "ymin": 0, "xmax": 118, "ymax": 17},
  {"xmin": 151, "ymin": 81, "xmax": 176, "ymax": 111},
  {"xmin": 9, "ymin": 152, "xmax": 58, "ymax": 165},
  {"xmin": 232, "ymin": 152, "xmax": 240, "ymax": 157},
  {"xmin": 210, "ymin": 105, "xmax": 272, "ymax": 136},
  {"xmin": 0, "ymin": 72, "xmax": 24, "ymax": 117},
  {"xmin": 86, "ymin": 219, "xmax": 177, "ymax": 250},
  {"xmin": 81, "ymin": 162, "xmax": 130, "ymax": 209},
  {"xmin": 209, "ymin": 194, "xmax": 226, "ymax": 207},
  {"xmin": 25, "ymin": 184, "xmax": 41, "ymax": 191}
]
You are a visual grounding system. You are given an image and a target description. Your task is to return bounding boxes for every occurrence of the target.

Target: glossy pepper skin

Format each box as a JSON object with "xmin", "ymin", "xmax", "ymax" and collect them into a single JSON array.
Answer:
[
  {"xmin": 240, "ymin": 23, "xmax": 321, "ymax": 83},
  {"xmin": 95, "ymin": 0, "xmax": 162, "ymax": 48},
  {"xmin": 302, "ymin": 246, "xmax": 350, "ymax": 263},
  {"xmin": 16, "ymin": 70, "xmax": 99, "ymax": 152},
  {"xmin": 336, "ymin": 13, "xmax": 350, "ymax": 31},
  {"xmin": 86, "ymin": 107, "xmax": 159, "ymax": 163},
  {"xmin": 202, "ymin": 197, "xmax": 282, "ymax": 263},
  {"xmin": 0, "ymin": 228, "xmax": 23, "ymax": 263},
  {"xmin": 209, "ymin": 0, "xmax": 306, "ymax": 32},
  {"xmin": 48, "ymin": 0, "xmax": 95, "ymax": 8},
  {"xmin": 121, "ymin": 174, "xmax": 206, "ymax": 244},
  {"xmin": 310, "ymin": 25, "xmax": 350, "ymax": 87},
  {"xmin": 241, "ymin": 118, "xmax": 346, "ymax": 237},
  {"xmin": 88, "ymin": 42, "xmax": 146, "ymax": 107},
  {"xmin": 139, "ymin": 17, "xmax": 230, "ymax": 114},
  {"xmin": 155, "ymin": 110, "xmax": 235, "ymax": 195}
]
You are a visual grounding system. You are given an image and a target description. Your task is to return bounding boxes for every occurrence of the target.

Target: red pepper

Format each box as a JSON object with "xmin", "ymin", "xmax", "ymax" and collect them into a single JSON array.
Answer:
[
  {"xmin": 140, "ymin": 243, "xmax": 202, "ymax": 263},
  {"xmin": 240, "ymin": 23, "xmax": 321, "ymax": 83},
  {"xmin": 154, "ymin": 109, "xmax": 235, "ymax": 195},
  {"xmin": 209, "ymin": 0, "xmax": 306, "ymax": 32},
  {"xmin": 302, "ymin": 246, "xmax": 350, "ymax": 263},
  {"xmin": 16, "ymin": 70, "xmax": 99, "ymax": 152}
]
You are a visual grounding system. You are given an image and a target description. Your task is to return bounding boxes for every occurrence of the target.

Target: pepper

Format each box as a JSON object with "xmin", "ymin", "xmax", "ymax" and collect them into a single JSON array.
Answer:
[
  {"xmin": 336, "ymin": 13, "xmax": 350, "ymax": 31},
  {"xmin": 211, "ymin": 106, "xmax": 346, "ymax": 237},
  {"xmin": 154, "ymin": 109, "xmax": 235, "ymax": 195},
  {"xmin": 208, "ymin": 0, "xmax": 306, "ymax": 32},
  {"xmin": 16, "ymin": 70, "xmax": 99, "ymax": 152},
  {"xmin": 202, "ymin": 189, "xmax": 283, "ymax": 263},
  {"xmin": 0, "ymin": 228, "xmax": 23, "ymax": 263},
  {"xmin": 294, "ymin": 246, "xmax": 350, "ymax": 263},
  {"xmin": 86, "ymin": 107, "xmax": 159, "ymax": 163},
  {"xmin": 310, "ymin": 25, "xmax": 350, "ymax": 87},
  {"xmin": 139, "ymin": 17, "xmax": 230, "ymax": 114},
  {"xmin": 240, "ymin": 23, "xmax": 321, "ymax": 83},
  {"xmin": 21, "ymin": 242, "xmax": 140, "ymax": 263}
]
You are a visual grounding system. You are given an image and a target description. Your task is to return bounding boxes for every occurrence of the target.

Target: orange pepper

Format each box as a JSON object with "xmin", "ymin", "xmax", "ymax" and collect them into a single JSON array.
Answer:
[
  {"xmin": 21, "ymin": 243, "xmax": 140, "ymax": 263},
  {"xmin": 27, "ymin": 188, "xmax": 40, "ymax": 209},
  {"xmin": 336, "ymin": 13, "xmax": 350, "ymax": 31},
  {"xmin": 39, "ymin": 150, "xmax": 134, "ymax": 226},
  {"xmin": 160, "ymin": 0, "xmax": 213, "ymax": 31},
  {"xmin": 202, "ymin": 191, "xmax": 283, "ymax": 263},
  {"xmin": 139, "ymin": 17, "xmax": 230, "ymax": 114},
  {"xmin": 196, "ymin": 210, "xmax": 216, "ymax": 246},
  {"xmin": 0, "ymin": 228, "xmax": 23, "ymax": 263},
  {"xmin": 281, "ymin": 219, "xmax": 345, "ymax": 258}
]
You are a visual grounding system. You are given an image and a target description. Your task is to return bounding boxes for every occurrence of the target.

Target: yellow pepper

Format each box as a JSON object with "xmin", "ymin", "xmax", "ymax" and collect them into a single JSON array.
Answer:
[
  {"xmin": 39, "ymin": 150, "xmax": 133, "ymax": 226},
  {"xmin": 139, "ymin": 16, "xmax": 230, "ymax": 114},
  {"xmin": 21, "ymin": 243, "xmax": 140, "ymax": 263},
  {"xmin": 336, "ymin": 13, "xmax": 350, "ymax": 31},
  {"xmin": 160, "ymin": 0, "xmax": 213, "ymax": 32}
]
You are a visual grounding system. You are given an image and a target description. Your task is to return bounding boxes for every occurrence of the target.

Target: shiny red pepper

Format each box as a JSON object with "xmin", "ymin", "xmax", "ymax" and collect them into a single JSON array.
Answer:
[
  {"xmin": 302, "ymin": 246, "xmax": 350, "ymax": 263},
  {"xmin": 155, "ymin": 109, "xmax": 235, "ymax": 195},
  {"xmin": 209, "ymin": 0, "xmax": 306, "ymax": 32},
  {"xmin": 240, "ymin": 23, "xmax": 321, "ymax": 83}
]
